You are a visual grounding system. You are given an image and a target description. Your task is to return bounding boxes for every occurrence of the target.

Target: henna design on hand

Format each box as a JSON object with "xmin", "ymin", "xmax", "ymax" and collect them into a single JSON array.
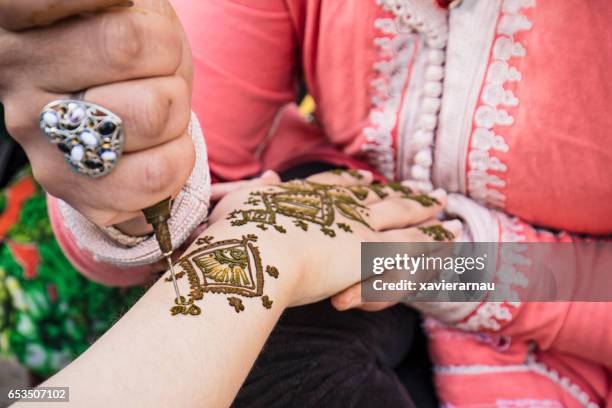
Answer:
[
  {"xmin": 167, "ymin": 235, "xmax": 278, "ymax": 316},
  {"xmin": 386, "ymin": 182, "xmax": 440, "ymax": 207},
  {"xmin": 227, "ymin": 180, "xmax": 372, "ymax": 237},
  {"xmin": 419, "ymin": 225, "xmax": 455, "ymax": 241}
]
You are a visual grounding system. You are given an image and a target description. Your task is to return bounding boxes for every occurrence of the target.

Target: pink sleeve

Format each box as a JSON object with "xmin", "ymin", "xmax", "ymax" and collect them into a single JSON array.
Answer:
[
  {"xmin": 438, "ymin": 195, "xmax": 612, "ymax": 369},
  {"xmin": 47, "ymin": 195, "xmax": 155, "ymax": 287},
  {"xmin": 171, "ymin": 0, "xmax": 299, "ymax": 180}
]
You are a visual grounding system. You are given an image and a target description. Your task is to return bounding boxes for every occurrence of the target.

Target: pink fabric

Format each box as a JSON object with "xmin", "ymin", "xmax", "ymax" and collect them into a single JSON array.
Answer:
[
  {"xmin": 427, "ymin": 214, "xmax": 612, "ymax": 407},
  {"xmin": 47, "ymin": 195, "xmax": 155, "ymax": 287},
  {"xmin": 464, "ymin": 0, "xmax": 612, "ymax": 235}
]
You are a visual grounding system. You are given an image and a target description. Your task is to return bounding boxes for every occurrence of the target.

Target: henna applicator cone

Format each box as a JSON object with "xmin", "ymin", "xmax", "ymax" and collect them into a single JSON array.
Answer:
[{"xmin": 142, "ymin": 198, "xmax": 184, "ymax": 304}]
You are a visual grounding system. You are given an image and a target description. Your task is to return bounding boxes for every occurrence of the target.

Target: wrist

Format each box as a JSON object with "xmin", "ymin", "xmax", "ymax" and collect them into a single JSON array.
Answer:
[{"xmin": 175, "ymin": 221, "xmax": 304, "ymax": 314}]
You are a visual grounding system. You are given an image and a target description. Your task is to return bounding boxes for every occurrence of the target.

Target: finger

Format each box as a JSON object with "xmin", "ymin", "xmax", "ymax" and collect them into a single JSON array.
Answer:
[
  {"xmin": 331, "ymin": 282, "xmax": 399, "ymax": 312},
  {"xmin": 306, "ymin": 169, "xmax": 373, "ymax": 186},
  {"xmin": 210, "ymin": 170, "xmax": 280, "ymax": 201},
  {"xmin": 346, "ymin": 181, "xmax": 424, "ymax": 206},
  {"xmin": 366, "ymin": 189, "xmax": 447, "ymax": 231},
  {"xmin": 17, "ymin": 7, "xmax": 182, "ymax": 92},
  {"xmin": 0, "ymin": 0, "xmax": 131, "ymax": 31},
  {"xmin": 10, "ymin": 75, "xmax": 190, "ymax": 151},
  {"xmin": 32, "ymin": 131, "xmax": 195, "ymax": 226},
  {"xmin": 83, "ymin": 75, "xmax": 191, "ymax": 152},
  {"xmin": 379, "ymin": 220, "xmax": 462, "ymax": 242}
]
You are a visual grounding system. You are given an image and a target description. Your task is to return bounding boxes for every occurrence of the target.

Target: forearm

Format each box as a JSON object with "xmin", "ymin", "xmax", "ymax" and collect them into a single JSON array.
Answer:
[{"xmin": 21, "ymin": 223, "xmax": 300, "ymax": 408}]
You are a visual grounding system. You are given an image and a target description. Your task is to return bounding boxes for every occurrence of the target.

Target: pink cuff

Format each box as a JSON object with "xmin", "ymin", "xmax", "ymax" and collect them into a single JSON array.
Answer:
[{"xmin": 48, "ymin": 195, "xmax": 154, "ymax": 287}]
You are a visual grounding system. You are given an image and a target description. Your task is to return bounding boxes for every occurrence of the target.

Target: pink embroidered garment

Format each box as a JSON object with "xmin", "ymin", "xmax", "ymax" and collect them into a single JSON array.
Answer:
[{"xmin": 47, "ymin": 0, "xmax": 612, "ymax": 405}]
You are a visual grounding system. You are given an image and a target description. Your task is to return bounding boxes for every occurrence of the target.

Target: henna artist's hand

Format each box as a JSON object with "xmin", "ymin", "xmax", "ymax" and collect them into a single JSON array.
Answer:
[
  {"xmin": 0, "ymin": 0, "xmax": 194, "ymax": 229},
  {"xmin": 206, "ymin": 169, "xmax": 460, "ymax": 307}
]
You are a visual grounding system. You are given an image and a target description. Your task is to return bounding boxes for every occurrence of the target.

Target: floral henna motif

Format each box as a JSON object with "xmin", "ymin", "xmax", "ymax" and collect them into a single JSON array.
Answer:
[
  {"xmin": 227, "ymin": 180, "xmax": 371, "ymax": 237},
  {"xmin": 167, "ymin": 235, "xmax": 278, "ymax": 316}
]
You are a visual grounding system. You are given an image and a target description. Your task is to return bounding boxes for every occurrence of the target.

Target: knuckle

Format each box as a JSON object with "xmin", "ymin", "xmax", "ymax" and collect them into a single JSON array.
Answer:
[
  {"xmin": 164, "ymin": 80, "xmax": 191, "ymax": 137},
  {"xmin": 31, "ymin": 164, "xmax": 61, "ymax": 196},
  {"xmin": 132, "ymin": 86, "xmax": 170, "ymax": 139},
  {"xmin": 141, "ymin": 153, "xmax": 174, "ymax": 196},
  {"xmin": 99, "ymin": 12, "xmax": 182, "ymax": 74},
  {"xmin": 3, "ymin": 103, "xmax": 31, "ymax": 141},
  {"xmin": 99, "ymin": 14, "xmax": 146, "ymax": 69},
  {"xmin": 0, "ymin": 3, "xmax": 21, "ymax": 31},
  {"xmin": 154, "ymin": 19, "xmax": 183, "ymax": 72}
]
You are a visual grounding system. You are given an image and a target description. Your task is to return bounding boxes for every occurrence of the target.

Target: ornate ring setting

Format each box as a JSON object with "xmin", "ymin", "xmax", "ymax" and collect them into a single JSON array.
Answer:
[{"xmin": 39, "ymin": 99, "xmax": 124, "ymax": 178}]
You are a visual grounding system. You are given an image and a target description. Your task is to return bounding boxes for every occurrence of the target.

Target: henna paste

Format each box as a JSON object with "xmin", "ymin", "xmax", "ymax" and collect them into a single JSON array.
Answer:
[
  {"xmin": 265, "ymin": 266, "xmax": 279, "ymax": 278},
  {"xmin": 228, "ymin": 297, "xmax": 245, "ymax": 313},
  {"xmin": 167, "ymin": 235, "xmax": 278, "ymax": 317},
  {"xmin": 337, "ymin": 223, "xmax": 352, "ymax": 233},
  {"xmin": 386, "ymin": 182, "xmax": 440, "ymax": 207},
  {"xmin": 328, "ymin": 168, "xmax": 364, "ymax": 179},
  {"xmin": 261, "ymin": 296, "xmax": 273, "ymax": 309},
  {"xmin": 227, "ymin": 180, "xmax": 371, "ymax": 237},
  {"xmin": 419, "ymin": 225, "xmax": 455, "ymax": 242}
]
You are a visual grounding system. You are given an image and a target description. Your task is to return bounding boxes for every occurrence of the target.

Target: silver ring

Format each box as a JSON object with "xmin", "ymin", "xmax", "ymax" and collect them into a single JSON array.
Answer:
[{"xmin": 39, "ymin": 98, "xmax": 124, "ymax": 178}]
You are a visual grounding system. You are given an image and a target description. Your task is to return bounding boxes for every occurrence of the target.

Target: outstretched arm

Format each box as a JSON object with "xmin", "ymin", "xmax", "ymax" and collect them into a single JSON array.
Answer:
[
  {"xmin": 18, "ymin": 173, "xmax": 455, "ymax": 407},
  {"xmin": 36, "ymin": 221, "xmax": 298, "ymax": 408}
]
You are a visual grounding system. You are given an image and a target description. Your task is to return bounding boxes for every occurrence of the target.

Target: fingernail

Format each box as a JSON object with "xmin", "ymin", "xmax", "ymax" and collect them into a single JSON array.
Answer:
[
  {"xmin": 335, "ymin": 295, "xmax": 358, "ymax": 311},
  {"xmin": 345, "ymin": 296, "xmax": 362, "ymax": 310},
  {"xmin": 429, "ymin": 188, "xmax": 447, "ymax": 201},
  {"xmin": 261, "ymin": 170, "xmax": 275, "ymax": 178}
]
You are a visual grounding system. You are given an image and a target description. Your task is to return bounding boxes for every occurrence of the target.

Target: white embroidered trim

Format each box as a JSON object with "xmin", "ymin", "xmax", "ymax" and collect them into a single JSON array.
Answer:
[
  {"xmin": 364, "ymin": 0, "xmax": 447, "ymax": 182},
  {"xmin": 456, "ymin": 212, "xmax": 527, "ymax": 331},
  {"xmin": 467, "ymin": 0, "xmax": 535, "ymax": 208},
  {"xmin": 435, "ymin": 353, "xmax": 599, "ymax": 408}
]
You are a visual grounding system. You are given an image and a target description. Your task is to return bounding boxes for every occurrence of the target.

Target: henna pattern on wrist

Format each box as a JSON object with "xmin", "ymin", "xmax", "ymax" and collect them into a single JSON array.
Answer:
[
  {"xmin": 166, "ymin": 235, "xmax": 278, "ymax": 316},
  {"xmin": 226, "ymin": 180, "xmax": 371, "ymax": 237},
  {"xmin": 419, "ymin": 225, "xmax": 455, "ymax": 241}
]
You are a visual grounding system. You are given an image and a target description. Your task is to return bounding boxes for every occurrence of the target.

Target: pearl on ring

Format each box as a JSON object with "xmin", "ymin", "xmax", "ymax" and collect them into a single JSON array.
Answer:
[
  {"xmin": 80, "ymin": 131, "xmax": 98, "ymax": 147},
  {"xmin": 70, "ymin": 145, "xmax": 85, "ymax": 162},
  {"xmin": 39, "ymin": 99, "xmax": 124, "ymax": 178}
]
